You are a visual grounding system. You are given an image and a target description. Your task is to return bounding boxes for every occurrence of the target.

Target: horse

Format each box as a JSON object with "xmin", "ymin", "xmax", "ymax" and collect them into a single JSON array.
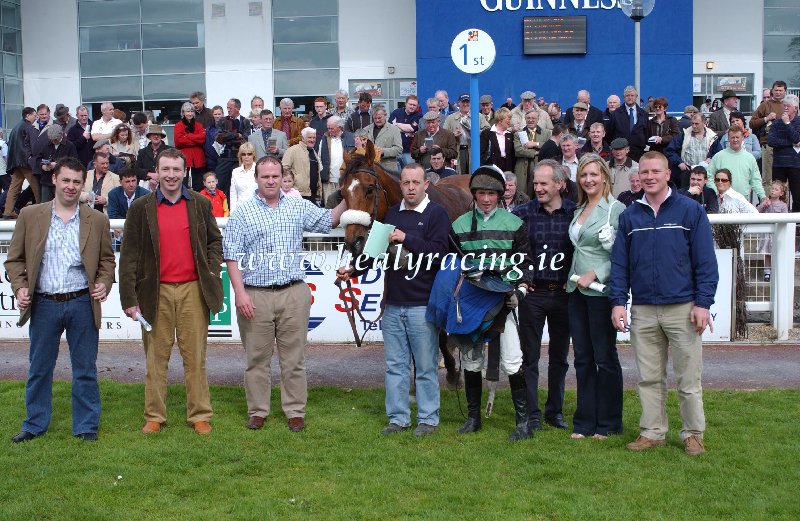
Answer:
[{"xmin": 337, "ymin": 153, "xmax": 473, "ymax": 387}]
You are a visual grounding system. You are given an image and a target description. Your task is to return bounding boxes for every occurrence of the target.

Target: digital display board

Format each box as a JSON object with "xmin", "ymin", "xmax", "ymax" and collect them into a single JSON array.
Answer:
[{"xmin": 523, "ymin": 16, "xmax": 587, "ymax": 55}]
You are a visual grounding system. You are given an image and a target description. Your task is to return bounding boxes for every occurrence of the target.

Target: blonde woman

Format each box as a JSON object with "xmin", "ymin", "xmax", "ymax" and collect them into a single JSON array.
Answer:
[
  {"xmin": 229, "ymin": 142, "xmax": 258, "ymax": 212},
  {"xmin": 567, "ymin": 153, "xmax": 625, "ymax": 440}
]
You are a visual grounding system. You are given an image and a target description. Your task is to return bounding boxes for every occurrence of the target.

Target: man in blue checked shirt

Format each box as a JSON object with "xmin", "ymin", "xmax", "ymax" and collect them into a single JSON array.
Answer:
[{"xmin": 223, "ymin": 156, "xmax": 347, "ymax": 433}]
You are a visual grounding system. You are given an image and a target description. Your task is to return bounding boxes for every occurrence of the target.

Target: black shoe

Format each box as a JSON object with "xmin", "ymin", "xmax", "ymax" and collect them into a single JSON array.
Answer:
[
  {"xmin": 458, "ymin": 370, "xmax": 483, "ymax": 434},
  {"xmin": 545, "ymin": 414, "xmax": 569, "ymax": 429},
  {"xmin": 528, "ymin": 417, "xmax": 542, "ymax": 431},
  {"xmin": 11, "ymin": 431, "xmax": 40, "ymax": 443},
  {"xmin": 458, "ymin": 416, "xmax": 481, "ymax": 434},
  {"xmin": 508, "ymin": 373, "xmax": 531, "ymax": 441},
  {"xmin": 76, "ymin": 432, "xmax": 98, "ymax": 442}
]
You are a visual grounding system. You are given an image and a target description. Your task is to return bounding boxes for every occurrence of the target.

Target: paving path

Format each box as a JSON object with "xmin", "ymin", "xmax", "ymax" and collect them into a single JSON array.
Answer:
[{"xmin": 1, "ymin": 341, "xmax": 799, "ymax": 389}]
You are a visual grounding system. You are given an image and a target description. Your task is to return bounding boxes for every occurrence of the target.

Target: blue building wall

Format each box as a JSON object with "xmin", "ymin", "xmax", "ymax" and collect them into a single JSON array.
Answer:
[{"xmin": 416, "ymin": 0, "xmax": 693, "ymax": 110}]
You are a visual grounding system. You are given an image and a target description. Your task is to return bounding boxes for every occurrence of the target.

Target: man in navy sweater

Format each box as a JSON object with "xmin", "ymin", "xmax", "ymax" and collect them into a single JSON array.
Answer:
[
  {"xmin": 610, "ymin": 151, "xmax": 718, "ymax": 456},
  {"xmin": 337, "ymin": 163, "xmax": 450, "ymax": 437}
]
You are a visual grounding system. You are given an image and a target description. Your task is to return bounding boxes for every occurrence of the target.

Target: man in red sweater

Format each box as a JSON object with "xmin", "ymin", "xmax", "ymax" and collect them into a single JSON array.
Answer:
[{"xmin": 119, "ymin": 148, "xmax": 223, "ymax": 435}]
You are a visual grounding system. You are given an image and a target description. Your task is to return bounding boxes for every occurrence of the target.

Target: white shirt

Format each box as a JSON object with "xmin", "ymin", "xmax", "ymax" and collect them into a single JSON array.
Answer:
[
  {"xmin": 718, "ymin": 188, "xmax": 758, "ymax": 214},
  {"xmin": 491, "ymin": 125, "xmax": 507, "ymax": 157},
  {"xmin": 36, "ymin": 205, "xmax": 88, "ymax": 294},
  {"xmin": 91, "ymin": 117, "xmax": 122, "ymax": 137},
  {"xmin": 562, "ymin": 156, "xmax": 579, "ymax": 182},
  {"xmin": 399, "ymin": 194, "xmax": 430, "ymax": 213},
  {"xmin": 329, "ymin": 136, "xmax": 343, "ymax": 184},
  {"xmin": 229, "ymin": 164, "xmax": 258, "ymax": 213}
]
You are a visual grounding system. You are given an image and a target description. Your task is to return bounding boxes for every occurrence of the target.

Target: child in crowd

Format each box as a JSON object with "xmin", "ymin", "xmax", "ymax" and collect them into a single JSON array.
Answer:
[
  {"xmin": 281, "ymin": 171, "xmax": 302, "ymax": 198},
  {"xmin": 758, "ymin": 180, "xmax": 789, "ymax": 282},
  {"xmin": 199, "ymin": 171, "xmax": 229, "ymax": 217}
]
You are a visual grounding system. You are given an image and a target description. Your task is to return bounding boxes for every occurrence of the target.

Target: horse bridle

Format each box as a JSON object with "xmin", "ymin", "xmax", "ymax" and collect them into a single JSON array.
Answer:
[{"xmin": 336, "ymin": 165, "xmax": 392, "ymax": 347}]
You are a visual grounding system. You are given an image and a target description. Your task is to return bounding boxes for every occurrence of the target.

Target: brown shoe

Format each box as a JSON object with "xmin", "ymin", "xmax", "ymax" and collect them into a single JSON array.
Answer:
[
  {"xmin": 626, "ymin": 435, "xmax": 666, "ymax": 451},
  {"xmin": 247, "ymin": 416, "xmax": 265, "ymax": 430},
  {"xmin": 288, "ymin": 417, "xmax": 305, "ymax": 432},
  {"xmin": 141, "ymin": 421, "xmax": 162, "ymax": 434},
  {"xmin": 684, "ymin": 434, "xmax": 705, "ymax": 456},
  {"xmin": 193, "ymin": 421, "xmax": 212, "ymax": 435}
]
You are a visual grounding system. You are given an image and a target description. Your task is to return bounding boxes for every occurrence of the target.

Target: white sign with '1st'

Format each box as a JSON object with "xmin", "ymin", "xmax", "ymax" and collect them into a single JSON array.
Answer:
[{"xmin": 450, "ymin": 28, "xmax": 496, "ymax": 74}]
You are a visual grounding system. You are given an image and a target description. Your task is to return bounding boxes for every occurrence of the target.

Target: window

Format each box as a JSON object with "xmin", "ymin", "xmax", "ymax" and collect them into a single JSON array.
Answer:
[
  {"xmin": 764, "ymin": 4, "xmax": 800, "ymax": 88},
  {"xmin": 272, "ymin": 0, "xmax": 339, "ymax": 99},
  {"xmin": 78, "ymin": 0, "xmax": 205, "ymax": 120},
  {"xmin": 0, "ymin": 0, "xmax": 20, "ymax": 128}
]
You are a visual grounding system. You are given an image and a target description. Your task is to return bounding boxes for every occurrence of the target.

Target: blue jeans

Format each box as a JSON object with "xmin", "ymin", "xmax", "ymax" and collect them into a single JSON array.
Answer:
[
  {"xmin": 568, "ymin": 291, "xmax": 623, "ymax": 436},
  {"xmin": 397, "ymin": 152, "xmax": 413, "ymax": 170},
  {"xmin": 382, "ymin": 305, "xmax": 440, "ymax": 426},
  {"xmin": 24, "ymin": 293, "xmax": 101, "ymax": 435}
]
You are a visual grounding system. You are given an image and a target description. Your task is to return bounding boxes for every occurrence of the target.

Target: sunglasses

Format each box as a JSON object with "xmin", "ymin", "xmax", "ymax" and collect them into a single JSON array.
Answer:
[
  {"xmin": 714, "ymin": 177, "xmax": 730, "ymax": 183},
  {"xmin": 241, "ymin": 152, "xmax": 254, "ymax": 156}
]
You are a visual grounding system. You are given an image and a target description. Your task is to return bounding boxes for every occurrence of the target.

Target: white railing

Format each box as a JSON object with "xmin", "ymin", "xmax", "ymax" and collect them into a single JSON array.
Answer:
[{"xmin": 1, "ymin": 214, "xmax": 798, "ymax": 340}]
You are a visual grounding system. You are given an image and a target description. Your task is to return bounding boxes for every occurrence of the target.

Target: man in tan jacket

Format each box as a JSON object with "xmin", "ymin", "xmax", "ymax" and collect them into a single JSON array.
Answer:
[
  {"xmin": 749, "ymin": 80, "xmax": 787, "ymax": 184},
  {"xmin": 5, "ymin": 157, "xmax": 115, "ymax": 443}
]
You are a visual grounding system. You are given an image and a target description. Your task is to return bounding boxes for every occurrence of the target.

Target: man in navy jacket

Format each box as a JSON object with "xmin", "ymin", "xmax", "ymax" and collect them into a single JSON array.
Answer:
[
  {"xmin": 610, "ymin": 151, "xmax": 718, "ymax": 457},
  {"xmin": 107, "ymin": 169, "xmax": 149, "ymax": 220},
  {"xmin": 608, "ymin": 86, "xmax": 649, "ymax": 161}
]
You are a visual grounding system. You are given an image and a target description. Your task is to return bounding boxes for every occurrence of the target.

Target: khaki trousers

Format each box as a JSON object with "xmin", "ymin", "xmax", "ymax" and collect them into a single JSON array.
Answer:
[
  {"xmin": 630, "ymin": 301, "xmax": 705, "ymax": 440},
  {"xmin": 4, "ymin": 167, "xmax": 39, "ymax": 215},
  {"xmin": 142, "ymin": 281, "xmax": 212, "ymax": 424},
  {"xmin": 239, "ymin": 282, "xmax": 311, "ymax": 420},
  {"xmin": 761, "ymin": 144, "xmax": 773, "ymax": 184}
]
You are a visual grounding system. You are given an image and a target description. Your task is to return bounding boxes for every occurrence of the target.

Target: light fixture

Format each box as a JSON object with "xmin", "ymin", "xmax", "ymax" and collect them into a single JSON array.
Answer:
[
  {"xmin": 387, "ymin": 66, "xmax": 396, "ymax": 75},
  {"xmin": 706, "ymin": 61, "xmax": 714, "ymax": 70}
]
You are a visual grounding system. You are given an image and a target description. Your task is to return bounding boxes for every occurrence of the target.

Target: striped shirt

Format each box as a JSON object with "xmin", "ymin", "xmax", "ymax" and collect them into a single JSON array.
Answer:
[
  {"xmin": 36, "ymin": 205, "xmax": 88, "ymax": 294},
  {"xmin": 223, "ymin": 191, "xmax": 332, "ymax": 286}
]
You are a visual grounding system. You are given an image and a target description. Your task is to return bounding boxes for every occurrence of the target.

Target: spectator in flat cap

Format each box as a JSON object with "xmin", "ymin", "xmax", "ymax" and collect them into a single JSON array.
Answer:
[
  {"xmin": 609, "ymin": 137, "xmax": 638, "ymax": 197},
  {"xmin": 479, "ymin": 94, "xmax": 495, "ymax": 125},
  {"xmin": 411, "ymin": 111, "xmax": 458, "ymax": 169},
  {"xmin": 512, "ymin": 90, "xmax": 552, "ymax": 132},
  {"xmin": 88, "ymin": 139, "xmax": 123, "ymax": 174},
  {"xmin": 444, "ymin": 93, "xmax": 490, "ymax": 174},
  {"xmin": 679, "ymin": 105, "xmax": 700, "ymax": 130}
]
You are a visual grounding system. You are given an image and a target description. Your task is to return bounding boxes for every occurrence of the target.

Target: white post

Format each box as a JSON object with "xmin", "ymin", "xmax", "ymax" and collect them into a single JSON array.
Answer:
[{"xmin": 771, "ymin": 222, "xmax": 796, "ymax": 340}]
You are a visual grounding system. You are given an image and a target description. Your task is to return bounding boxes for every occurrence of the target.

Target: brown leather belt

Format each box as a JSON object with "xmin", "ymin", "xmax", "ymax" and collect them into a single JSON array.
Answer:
[{"xmin": 37, "ymin": 288, "xmax": 90, "ymax": 302}]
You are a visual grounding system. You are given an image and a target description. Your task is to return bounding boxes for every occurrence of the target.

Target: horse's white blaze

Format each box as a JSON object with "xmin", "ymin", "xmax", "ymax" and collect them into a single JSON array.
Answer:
[
  {"xmin": 347, "ymin": 179, "xmax": 360, "ymax": 194},
  {"xmin": 340, "ymin": 209, "xmax": 373, "ymax": 227}
]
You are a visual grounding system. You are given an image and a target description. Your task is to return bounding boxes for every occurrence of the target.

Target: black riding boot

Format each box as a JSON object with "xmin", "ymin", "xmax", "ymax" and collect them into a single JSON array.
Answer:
[
  {"xmin": 458, "ymin": 370, "xmax": 482, "ymax": 434},
  {"xmin": 508, "ymin": 370, "xmax": 531, "ymax": 441}
]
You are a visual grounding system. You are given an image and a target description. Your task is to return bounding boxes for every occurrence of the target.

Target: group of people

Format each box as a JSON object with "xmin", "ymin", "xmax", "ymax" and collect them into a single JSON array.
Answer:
[{"xmin": 8, "ymin": 79, "xmax": 797, "ymax": 457}]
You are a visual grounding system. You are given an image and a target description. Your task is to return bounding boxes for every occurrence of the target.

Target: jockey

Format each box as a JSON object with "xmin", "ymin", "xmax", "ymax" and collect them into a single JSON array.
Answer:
[{"xmin": 451, "ymin": 164, "xmax": 535, "ymax": 441}]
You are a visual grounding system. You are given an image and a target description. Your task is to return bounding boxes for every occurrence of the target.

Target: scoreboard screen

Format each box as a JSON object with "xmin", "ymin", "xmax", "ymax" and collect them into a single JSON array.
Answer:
[{"xmin": 523, "ymin": 16, "xmax": 587, "ymax": 55}]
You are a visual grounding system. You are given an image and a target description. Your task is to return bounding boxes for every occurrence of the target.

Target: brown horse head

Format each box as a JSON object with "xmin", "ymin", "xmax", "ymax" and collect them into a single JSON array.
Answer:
[{"xmin": 338, "ymin": 153, "xmax": 402, "ymax": 259}]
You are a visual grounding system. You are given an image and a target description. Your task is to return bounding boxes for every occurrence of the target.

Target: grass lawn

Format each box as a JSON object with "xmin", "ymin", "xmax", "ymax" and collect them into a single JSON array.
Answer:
[{"xmin": 0, "ymin": 381, "xmax": 798, "ymax": 521}]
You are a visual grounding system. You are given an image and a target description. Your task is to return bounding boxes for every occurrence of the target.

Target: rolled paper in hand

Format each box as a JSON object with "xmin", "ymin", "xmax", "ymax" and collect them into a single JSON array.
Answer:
[
  {"xmin": 570, "ymin": 274, "xmax": 608, "ymax": 294},
  {"xmin": 136, "ymin": 313, "xmax": 153, "ymax": 332}
]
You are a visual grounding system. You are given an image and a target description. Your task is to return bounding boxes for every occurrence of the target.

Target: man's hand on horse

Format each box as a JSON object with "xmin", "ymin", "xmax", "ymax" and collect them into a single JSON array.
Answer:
[
  {"xmin": 336, "ymin": 266, "xmax": 354, "ymax": 283},
  {"xmin": 389, "ymin": 229, "xmax": 406, "ymax": 244}
]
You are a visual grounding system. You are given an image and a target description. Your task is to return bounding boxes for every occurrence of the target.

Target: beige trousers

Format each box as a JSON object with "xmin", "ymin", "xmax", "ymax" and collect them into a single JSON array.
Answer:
[
  {"xmin": 4, "ymin": 167, "xmax": 39, "ymax": 215},
  {"xmin": 761, "ymin": 144, "xmax": 773, "ymax": 185},
  {"xmin": 239, "ymin": 282, "xmax": 311, "ymax": 420},
  {"xmin": 630, "ymin": 301, "xmax": 705, "ymax": 441},
  {"xmin": 142, "ymin": 281, "xmax": 212, "ymax": 424}
]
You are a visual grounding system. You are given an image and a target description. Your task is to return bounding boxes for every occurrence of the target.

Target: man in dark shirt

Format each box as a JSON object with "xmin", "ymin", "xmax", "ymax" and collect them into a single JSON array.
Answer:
[
  {"xmin": 389, "ymin": 95, "xmax": 423, "ymax": 169},
  {"xmin": 424, "ymin": 147, "xmax": 457, "ymax": 181},
  {"xmin": 538, "ymin": 123, "xmax": 565, "ymax": 162},
  {"xmin": 337, "ymin": 163, "xmax": 450, "ymax": 437},
  {"xmin": 679, "ymin": 165, "xmax": 719, "ymax": 214},
  {"xmin": 346, "ymin": 92, "xmax": 373, "ymax": 134},
  {"xmin": 512, "ymin": 159, "xmax": 576, "ymax": 431}
]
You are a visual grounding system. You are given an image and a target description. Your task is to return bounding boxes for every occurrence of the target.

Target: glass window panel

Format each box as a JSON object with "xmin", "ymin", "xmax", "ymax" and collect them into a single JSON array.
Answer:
[
  {"xmin": 3, "ymin": 52, "xmax": 15, "ymax": 76},
  {"xmin": 765, "ymin": 0, "xmax": 800, "ymax": 7},
  {"xmin": 81, "ymin": 50, "xmax": 141, "ymax": 77},
  {"xmin": 274, "ymin": 43, "xmax": 338, "ymax": 70},
  {"xmin": 145, "ymin": 100, "xmax": 184, "ymax": 128},
  {"xmin": 2, "ymin": 27, "xmax": 19, "ymax": 53},
  {"xmin": 81, "ymin": 76, "xmax": 143, "ymax": 102},
  {"xmin": 273, "ymin": 0, "xmax": 336, "ymax": 17},
  {"xmin": 4, "ymin": 105, "xmax": 22, "ymax": 127},
  {"xmin": 15, "ymin": 49, "xmax": 20, "ymax": 76},
  {"xmin": 143, "ymin": 48, "xmax": 204, "ymax": 74},
  {"xmin": 764, "ymin": 8, "xmax": 800, "ymax": 35},
  {"xmin": 763, "ymin": 62, "xmax": 800, "ymax": 89},
  {"xmin": 274, "ymin": 70, "xmax": 338, "ymax": 96},
  {"xmin": 142, "ymin": 22, "xmax": 203, "ymax": 49},
  {"xmin": 273, "ymin": 16, "xmax": 337, "ymax": 43},
  {"xmin": 80, "ymin": 25, "xmax": 141, "ymax": 52},
  {"xmin": 78, "ymin": 0, "xmax": 140, "ymax": 26},
  {"xmin": 4, "ymin": 77, "xmax": 22, "ymax": 104},
  {"xmin": 141, "ymin": 0, "xmax": 203, "ymax": 23},
  {"xmin": 1, "ymin": 2, "xmax": 21, "ymax": 29},
  {"xmin": 143, "ymin": 73, "xmax": 204, "ymax": 100},
  {"xmin": 764, "ymin": 35, "xmax": 800, "ymax": 62}
]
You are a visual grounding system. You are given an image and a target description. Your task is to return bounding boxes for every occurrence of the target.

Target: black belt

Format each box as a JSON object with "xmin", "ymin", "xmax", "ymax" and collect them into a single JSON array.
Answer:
[
  {"xmin": 246, "ymin": 280, "xmax": 302, "ymax": 291},
  {"xmin": 37, "ymin": 288, "xmax": 89, "ymax": 302},
  {"xmin": 459, "ymin": 145, "xmax": 469, "ymax": 149},
  {"xmin": 530, "ymin": 281, "xmax": 566, "ymax": 292}
]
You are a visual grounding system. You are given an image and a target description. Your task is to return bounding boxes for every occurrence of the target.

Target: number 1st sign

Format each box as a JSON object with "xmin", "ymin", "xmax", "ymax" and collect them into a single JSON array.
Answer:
[{"xmin": 450, "ymin": 28, "xmax": 496, "ymax": 74}]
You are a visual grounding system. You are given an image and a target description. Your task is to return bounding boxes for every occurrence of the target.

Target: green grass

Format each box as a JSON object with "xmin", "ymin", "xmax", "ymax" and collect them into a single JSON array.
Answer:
[{"xmin": 1, "ymin": 381, "xmax": 798, "ymax": 521}]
